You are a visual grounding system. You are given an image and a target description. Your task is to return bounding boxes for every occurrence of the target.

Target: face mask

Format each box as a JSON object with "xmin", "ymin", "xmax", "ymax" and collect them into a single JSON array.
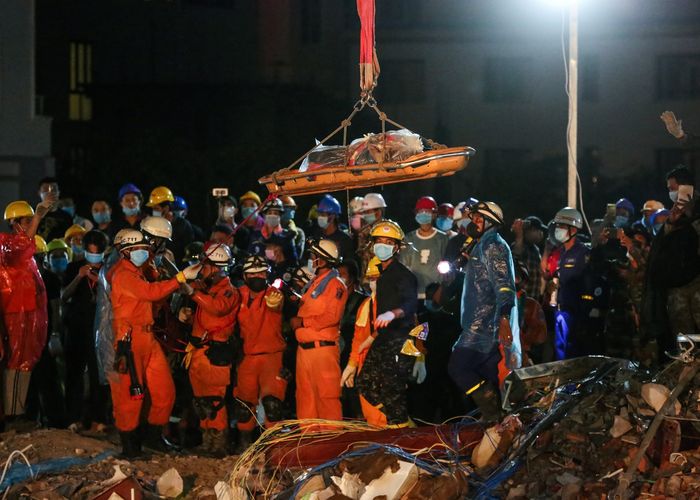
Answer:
[
  {"xmin": 614, "ymin": 216, "xmax": 629, "ymax": 228},
  {"xmin": 223, "ymin": 206, "xmax": 236, "ymax": 219},
  {"xmin": 307, "ymin": 258, "xmax": 316, "ymax": 275},
  {"xmin": 49, "ymin": 255, "xmax": 68, "ymax": 273},
  {"xmin": 466, "ymin": 223, "xmax": 483, "ymax": 239},
  {"xmin": 317, "ymin": 215, "xmax": 329, "ymax": 229},
  {"xmin": 425, "ymin": 300, "xmax": 441, "ymax": 313},
  {"xmin": 241, "ymin": 206, "xmax": 256, "ymax": 218},
  {"xmin": 265, "ymin": 249, "xmax": 276, "ymax": 261},
  {"xmin": 436, "ymin": 217, "xmax": 453, "ymax": 232},
  {"xmin": 415, "ymin": 212, "xmax": 432, "ymax": 225},
  {"xmin": 92, "ymin": 212, "xmax": 111, "ymax": 225},
  {"xmin": 62, "ymin": 206, "xmax": 75, "ymax": 217},
  {"xmin": 173, "ymin": 210, "xmax": 185, "ymax": 218},
  {"xmin": 152, "ymin": 210, "xmax": 162, "ymax": 217},
  {"xmin": 154, "ymin": 254, "xmax": 163, "ymax": 266},
  {"xmin": 71, "ymin": 243, "xmax": 84, "ymax": 256},
  {"xmin": 554, "ymin": 228, "xmax": 570, "ymax": 243},
  {"xmin": 129, "ymin": 249, "xmax": 150, "ymax": 267},
  {"xmin": 350, "ymin": 215, "xmax": 363, "ymax": 231},
  {"xmin": 123, "ymin": 206, "xmax": 139, "ymax": 217},
  {"xmin": 265, "ymin": 214, "xmax": 281, "ymax": 228},
  {"xmin": 282, "ymin": 210, "xmax": 295, "ymax": 223},
  {"xmin": 373, "ymin": 243, "xmax": 395, "ymax": 262},
  {"xmin": 246, "ymin": 277, "xmax": 267, "ymax": 293},
  {"xmin": 669, "ymin": 190, "xmax": 679, "ymax": 203},
  {"xmin": 653, "ymin": 223, "xmax": 663, "ymax": 234},
  {"xmin": 85, "ymin": 251, "xmax": 103, "ymax": 264},
  {"xmin": 363, "ymin": 212, "xmax": 377, "ymax": 225}
]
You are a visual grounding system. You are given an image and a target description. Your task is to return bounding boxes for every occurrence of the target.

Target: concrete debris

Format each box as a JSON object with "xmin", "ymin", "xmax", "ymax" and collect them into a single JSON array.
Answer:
[
  {"xmin": 156, "ymin": 467, "xmax": 184, "ymax": 498},
  {"xmin": 641, "ymin": 382, "xmax": 682, "ymax": 415},
  {"xmin": 610, "ymin": 415, "xmax": 633, "ymax": 438}
]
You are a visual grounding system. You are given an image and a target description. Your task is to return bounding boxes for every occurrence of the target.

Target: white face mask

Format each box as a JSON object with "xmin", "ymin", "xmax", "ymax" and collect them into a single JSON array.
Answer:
[
  {"xmin": 669, "ymin": 190, "xmax": 679, "ymax": 203},
  {"xmin": 223, "ymin": 206, "xmax": 235, "ymax": 219},
  {"xmin": 554, "ymin": 228, "xmax": 570, "ymax": 243}
]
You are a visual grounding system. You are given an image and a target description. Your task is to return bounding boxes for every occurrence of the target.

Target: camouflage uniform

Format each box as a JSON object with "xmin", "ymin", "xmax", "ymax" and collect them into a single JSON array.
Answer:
[
  {"xmin": 355, "ymin": 225, "xmax": 373, "ymax": 280},
  {"xmin": 667, "ymin": 273, "xmax": 700, "ymax": 337}
]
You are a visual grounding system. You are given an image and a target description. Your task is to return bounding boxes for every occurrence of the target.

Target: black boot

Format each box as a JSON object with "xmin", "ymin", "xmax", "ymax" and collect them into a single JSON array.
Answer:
[
  {"xmin": 470, "ymin": 383, "xmax": 502, "ymax": 423},
  {"xmin": 119, "ymin": 431, "xmax": 141, "ymax": 458},
  {"xmin": 142, "ymin": 424, "xmax": 180, "ymax": 453},
  {"xmin": 234, "ymin": 430, "xmax": 254, "ymax": 454}
]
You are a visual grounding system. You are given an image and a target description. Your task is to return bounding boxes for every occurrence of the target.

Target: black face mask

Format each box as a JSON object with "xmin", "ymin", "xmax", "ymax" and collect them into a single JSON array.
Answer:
[
  {"xmin": 466, "ymin": 223, "xmax": 483, "ymax": 239},
  {"xmin": 246, "ymin": 277, "xmax": 267, "ymax": 293}
]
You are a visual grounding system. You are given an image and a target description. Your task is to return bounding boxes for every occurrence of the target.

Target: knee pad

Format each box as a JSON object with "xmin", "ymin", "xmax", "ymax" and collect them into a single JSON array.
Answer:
[
  {"xmin": 193, "ymin": 396, "xmax": 225, "ymax": 421},
  {"xmin": 261, "ymin": 395, "xmax": 284, "ymax": 422},
  {"xmin": 234, "ymin": 400, "xmax": 256, "ymax": 424}
]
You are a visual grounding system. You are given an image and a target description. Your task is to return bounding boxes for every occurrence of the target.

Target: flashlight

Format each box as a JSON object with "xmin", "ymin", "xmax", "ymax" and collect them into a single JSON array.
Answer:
[
  {"xmin": 437, "ymin": 261, "xmax": 452, "ymax": 275},
  {"xmin": 272, "ymin": 278, "xmax": 283, "ymax": 289}
]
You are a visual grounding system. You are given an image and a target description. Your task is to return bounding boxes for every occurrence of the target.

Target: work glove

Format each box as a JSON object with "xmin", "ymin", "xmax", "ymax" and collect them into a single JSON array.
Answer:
[
  {"xmin": 374, "ymin": 311, "xmax": 396, "ymax": 329},
  {"xmin": 177, "ymin": 263, "xmax": 202, "ymax": 283},
  {"xmin": 265, "ymin": 289, "xmax": 284, "ymax": 310},
  {"xmin": 412, "ymin": 356, "xmax": 427, "ymax": 384},
  {"xmin": 340, "ymin": 363, "xmax": 358, "ymax": 388},
  {"xmin": 660, "ymin": 110, "xmax": 685, "ymax": 138}
]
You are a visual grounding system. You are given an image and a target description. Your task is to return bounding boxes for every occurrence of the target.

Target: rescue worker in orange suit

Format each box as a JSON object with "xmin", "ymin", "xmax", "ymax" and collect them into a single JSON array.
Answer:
[
  {"xmin": 234, "ymin": 255, "xmax": 287, "ymax": 451},
  {"xmin": 0, "ymin": 198, "xmax": 54, "ymax": 421},
  {"xmin": 180, "ymin": 243, "xmax": 240, "ymax": 456},
  {"xmin": 289, "ymin": 239, "xmax": 348, "ymax": 421},
  {"xmin": 342, "ymin": 220, "xmax": 418, "ymax": 428},
  {"xmin": 110, "ymin": 229, "xmax": 202, "ymax": 457}
]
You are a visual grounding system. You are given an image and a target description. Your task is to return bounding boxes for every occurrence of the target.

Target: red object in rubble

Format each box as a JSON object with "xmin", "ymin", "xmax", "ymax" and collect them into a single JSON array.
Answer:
[{"xmin": 266, "ymin": 423, "xmax": 484, "ymax": 468}]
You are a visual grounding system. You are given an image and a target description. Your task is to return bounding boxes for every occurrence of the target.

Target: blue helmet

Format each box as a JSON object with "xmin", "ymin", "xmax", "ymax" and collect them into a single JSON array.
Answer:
[
  {"xmin": 118, "ymin": 183, "xmax": 142, "ymax": 201},
  {"xmin": 615, "ymin": 198, "xmax": 635, "ymax": 215},
  {"xmin": 173, "ymin": 196, "xmax": 188, "ymax": 212},
  {"xmin": 317, "ymin": 194, "xmax": 341, "ymax": 215}
]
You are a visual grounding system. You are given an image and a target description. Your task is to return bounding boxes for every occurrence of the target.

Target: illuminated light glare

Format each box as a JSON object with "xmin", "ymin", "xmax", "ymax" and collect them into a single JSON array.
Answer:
[{"xmin": 437, "ymin": 261, "xmax": 451, "ymax": 275}]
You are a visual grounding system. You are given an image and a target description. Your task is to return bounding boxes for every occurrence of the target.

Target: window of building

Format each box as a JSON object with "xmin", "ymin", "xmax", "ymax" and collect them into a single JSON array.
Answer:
[
  {"xmin": 581, "ymin": 55, "xmax": 599, "ymax": 102},
  {"xmin": 375, "ymin": 60, "xmax": 425, "ymax": 105},
  {"xmin": 656, "ymin": 148, "xmax": 700, "ymax": 180},
  {"xmin": 657, "ymin": 55, "xmax": 700, "ymax": 100},
  {"xmin": 69, "ymin": 41, "xmax": 93, "ymax": 121},
  {"xmin": 484, "ymin": 57, "xmax": 531, "ymax": 103},
  {"xmin": 301, "ymin": 0, "xmax": 321, "ymax": 44}
]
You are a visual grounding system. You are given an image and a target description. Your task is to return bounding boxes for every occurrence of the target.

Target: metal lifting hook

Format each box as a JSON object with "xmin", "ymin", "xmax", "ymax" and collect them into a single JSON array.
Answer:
[{"xmin": 666, "ymin": 334, "xmax": 696, "ymax": 364}]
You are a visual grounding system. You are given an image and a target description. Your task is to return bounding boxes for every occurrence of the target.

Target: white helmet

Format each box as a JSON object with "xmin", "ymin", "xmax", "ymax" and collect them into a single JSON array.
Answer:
[
  {"xmin": 118, "ymin": 229, "xmax": 149, "ymax": 250},
  {"xmin": 470, "ymin": 201, "xmax": 504, "ymax": 226},
  {"xmin": 453, "ymin": 201, "xmax": 467, "ymax": 222},
  {"xmin": 243, "ymin": 255, "xmax": 269, "ymax": 274},
  {"xmin": 349, "ymin": 196, "xmax": 365, "ymax": 215},
  {"xmin": 204, "ymin": 243, "xmax": 232, "ymax": 267},
  {"xmin": 309, "ymin": 239, "xmax": 341, "ymax": 264},
  {"xmin": 140, "ymin": 216, "xmax": 173, "ymax": 240},
  {"xmin": 113, "ymin": 229, "xmax": 131, "ymax": 248},
  {"xmin": 554, "ymin": 207, "xmax": 583, "ymax": 229},
  {"xmin": 362, "ymin": 193, "xmax": 387, "ymax": 211}
]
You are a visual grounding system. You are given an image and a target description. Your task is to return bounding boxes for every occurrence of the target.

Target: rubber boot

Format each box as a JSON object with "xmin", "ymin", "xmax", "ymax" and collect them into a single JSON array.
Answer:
[
  {"xmin": 235, "ymin": 430, "xmax": 254, "ymax": 454},
  {"xmin": 470, "ymin": 383, "xmax": 502, "ymax": 423},
  {"xmin": 143, "ymin": 424, "xmax": 180, "ymax": 453},
  {"xmin": 119, "ymin": 431, "xmax": 142, "ymax": 459},
  {"xmin": 208, "ymin": 429, "xmax": 228, "ymax": 457}
]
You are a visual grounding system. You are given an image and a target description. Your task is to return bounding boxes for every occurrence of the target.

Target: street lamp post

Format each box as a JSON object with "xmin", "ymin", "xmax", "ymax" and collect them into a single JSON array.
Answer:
[{"xmin": 566, "ymin": 0, "xmax": 579, "ymax": 208}]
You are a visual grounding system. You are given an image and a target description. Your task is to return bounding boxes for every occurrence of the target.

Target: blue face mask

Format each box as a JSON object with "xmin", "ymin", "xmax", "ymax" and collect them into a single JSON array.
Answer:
[
  {"xmin": 282, "ymin": 210, "xmax": 295, "ymax": 223},
  {"xmin": 317, "ymin": 215, "xmax": 329, "ymax": 229},
  {"xmin": 363, "ymin": 212, "xmax": 377, "ymax": 225},
  {"xmin": 424, "ymin": 300, "xmax": 441, "ymax": 313},
  {"xmin": 62, "ymin": 206, "xmax": 75, "ymax": 217},
  {"xmin": 415, "ymin": 212, "xmax": 433, "ymax": 225},
  {"xmin": 129, "ymin": 249, "xmax": 150, "ymax": 267},
  {"xmin": 85, "ymin": 251, "xmax": 104, "ymax": 264},
  {"xmin": 92, "ymin": 212, "xmax": 111, "ymax": 225},
  {"xmin": 241, "ymin": 206, "xmax": 256, "ymax": 218},
  {"xmin": 653, "ymin": 223, "xmax": 663, "ymax": 234},
  {"xmin": 49, "ymin": 255, "xmax": 69, "ymax": 273},
  {"xmin": 436, "ymin": 217, "xmax": 453, "ymax": 232},
  {"xmin": 123, "ymin": 206, "xmax": 139, "ymax": 217},
  {"xmin": 154, "ymin": 254, "xmax": 163, "ymax": 266},
  {"xmin": 373, "ymin": 243, "xmax": 395, "ymax": 262},
  {"xmin": 152, "ymin": 210, "xmax": 162, "ymax": 218},
  {"xmin": 71, "ymin": 243, "xmax": 84, "ymax": 256},
  {"xmin": 614, "ymin": 215, "xmax": 629, "ymax": 228}
]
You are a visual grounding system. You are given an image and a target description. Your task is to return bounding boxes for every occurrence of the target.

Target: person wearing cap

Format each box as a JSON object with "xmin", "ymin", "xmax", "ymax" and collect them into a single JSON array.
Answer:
[
  {"xmin": 113, "ymin": 183, "xmax": 144, "ymax": 233},
  {"xmin": 177, "ymin": 243, "xmax": 240, "ymax": 456},
  {"xmin": 146, "ymin": 186, "xmax": 194, "ymax": 263},
  {"xmin": 638, "ymin": 200, "xmax": 665, "ymax": 234},
  {"xmin": 37, "ymin": 177, "xmax": 73, "ymax": 241},
  {"xmin": 400, "ymin": 196, "xmax": 448, "ymax": 301},
  {"xmin": 436, "ymin": 203, "xmax": 457, "ymax": 238},
  {"xmin": 249, "ymin": 198, "xmax": 297, "ymax": 262},
  {"xmin": 0, "ymin": 197, "xmax": 54, "ymax": 422},
  {"xmin": 448, "ymin": 201, "xmax": 519, "ymax": 422},
  {"xmin": 289, "ymin": 239, "xmax": 348, "ymax": 421},
  {"xmin": 356, "ymin": 193, "xmax": 387, "ymax": 276},
  {"xmin": 510, "ymin": 216, "xmax": 546, "ymax": 300},
  {"xmin": 312, "ymin": 194, "xmax": 355, "ymax": 264},
  {"xmin": 61, "ymin": 230, "xmax": 110, "ymax": 431},
  {"xmin": 239, "ymin": 191, "xmax": 264, "ymax": 231},
  {"xmin": 280, "ymin": 195, "xmax": 306, "ymax": 257},
  {"xmin": 109, "ymin": 229, "xmax": 202, "ymax": 457},
  {"xmin": 233, "ymin": 255, "xmax": 287, "ymax": 451},
  {"xmin": 615, "ymin": 198, "xmax": 635, "ymax": 229}
]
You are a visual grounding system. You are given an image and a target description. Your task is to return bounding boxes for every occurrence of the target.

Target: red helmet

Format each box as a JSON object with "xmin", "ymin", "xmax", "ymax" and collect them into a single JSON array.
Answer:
[
  {"xmin": 438, "ymin": 203, "xmax": 454, "ymax": 217},
  {"xmin": 415, "ymin": 196, "xmax": 438, "ymax": 212}
]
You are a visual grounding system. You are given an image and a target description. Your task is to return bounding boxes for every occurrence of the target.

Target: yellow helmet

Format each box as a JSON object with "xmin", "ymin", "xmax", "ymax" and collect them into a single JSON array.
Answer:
[
  {"xmin": 366, "ymin": 256, "xmax": 382, "ymax": 279},
  {"xmin": 4, "ymin": 201, "xmax": 34, "ymax": 221},
  {"xmin": 64, "ymin": 224, "xmax": 87, "ymax": 240},
  {"xmin": 47, "ymin": 238, "xmax": 71, "ymax": 259},
  {"xmin": 146, "ymin": 186, "xmax": 175, "ymax": 207},
  {"xmin": 369, "ymin": 219, "xmax": 404, "ymax": 242},
  {"xmin": 239, "ymin": 191, "xmax": 261, "ymax": 206},
  {"xmin": 34, "ymin": 235, "xmax": 48, "ymax": 254}
]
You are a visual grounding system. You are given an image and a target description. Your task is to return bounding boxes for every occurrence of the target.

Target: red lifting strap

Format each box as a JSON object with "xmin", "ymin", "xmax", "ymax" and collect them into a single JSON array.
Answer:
[{"xmin": 357, "ymin": 0, "xmax": 380, "ymax": 93}]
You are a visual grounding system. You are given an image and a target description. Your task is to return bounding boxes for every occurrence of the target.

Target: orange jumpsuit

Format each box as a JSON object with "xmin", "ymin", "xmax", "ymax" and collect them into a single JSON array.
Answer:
[
  {"xmin": 347, "ymin": 293, "xmax": 387, "ymax": 426},
  {"xmin": 234, "ymin": 285, "xmax": 286, "ymax": 431},
  {"xmin": 295, "ymin": 269, "xmax": 348, "ymax": 421},
  {"xmin": 187, "ymin": 277, "xmax": 240, "ymax": 431},
  {"xmin": 109, "ymin": 259, "xmax": 181, "ymax": 432}
]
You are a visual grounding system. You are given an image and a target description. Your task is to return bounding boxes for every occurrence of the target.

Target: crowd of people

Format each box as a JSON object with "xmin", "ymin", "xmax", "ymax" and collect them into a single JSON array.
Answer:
[{"xmin": 0, "ymin": 156, "xmax": 696, "ymax": 457}]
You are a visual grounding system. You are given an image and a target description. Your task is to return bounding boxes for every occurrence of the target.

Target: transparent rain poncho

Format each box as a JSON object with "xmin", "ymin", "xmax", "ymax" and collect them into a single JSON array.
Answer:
[
  {"xmin": 94, "ymin": 249, "xmax": 120, "ymax": 385},
  {"xmin": 0, "ymin": 233, "xmax": 48, "ymax": 371}
]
